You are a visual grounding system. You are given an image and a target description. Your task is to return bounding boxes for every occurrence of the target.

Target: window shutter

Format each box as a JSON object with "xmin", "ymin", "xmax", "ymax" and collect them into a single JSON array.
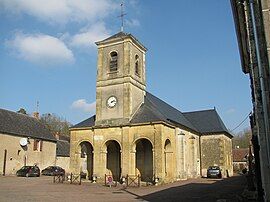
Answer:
[{"xmin": 40, "ymin": 140, "xmax": 43, "ymax": 151}]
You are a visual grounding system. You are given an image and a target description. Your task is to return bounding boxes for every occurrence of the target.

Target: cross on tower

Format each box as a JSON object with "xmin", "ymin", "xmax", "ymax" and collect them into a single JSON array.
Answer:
[{"xmin": 118, "ymin": 1, "xmax": 126, "ymax": 32}]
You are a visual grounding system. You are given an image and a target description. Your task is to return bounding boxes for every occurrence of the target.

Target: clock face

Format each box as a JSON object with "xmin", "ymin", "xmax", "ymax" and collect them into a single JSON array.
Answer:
[{"xmin": 107, "ymin": 96, "xmax": 117, "ymax": 108}]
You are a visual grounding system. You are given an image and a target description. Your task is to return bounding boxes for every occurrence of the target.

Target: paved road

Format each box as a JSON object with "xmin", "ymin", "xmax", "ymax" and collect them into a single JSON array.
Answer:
[{"xmin": 0, "ymin": 175, "xmax": 246, "ymax": 202}]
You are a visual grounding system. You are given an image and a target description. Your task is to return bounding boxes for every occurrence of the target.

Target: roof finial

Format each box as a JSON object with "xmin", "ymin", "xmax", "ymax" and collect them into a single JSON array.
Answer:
[{"xmin": 118, "ymin": 1, "xmax": 126, "ymax": 32}]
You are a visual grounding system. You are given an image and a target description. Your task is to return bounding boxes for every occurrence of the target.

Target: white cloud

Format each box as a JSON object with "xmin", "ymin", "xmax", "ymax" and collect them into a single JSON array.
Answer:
[
  {"xmin": 0, "ymin": 0, "xmax": 117, "ymax": 24},
  {"xmin": 69, "ymin": 23, "xmax": 110, "ymax": 48},
  {"xmin": 125, "ymin": 19, "xmax": 140, "ymax": 27},
  {"xmin": 6, "ymin": 32, "xmax": 74, "ymax": 65},
  {"xmin": 71, "ymin": 99, "xmax": 96, "ymax": 113},
  {"xmin": 226, "ymin": 108, "xmax": 236, "ymax": 114}
]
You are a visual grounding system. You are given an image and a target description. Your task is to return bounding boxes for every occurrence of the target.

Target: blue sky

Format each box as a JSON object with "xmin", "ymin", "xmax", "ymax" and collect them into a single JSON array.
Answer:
[{"xmin": 0, "ymin": 1, "xmax": 252, "ymax": 134}]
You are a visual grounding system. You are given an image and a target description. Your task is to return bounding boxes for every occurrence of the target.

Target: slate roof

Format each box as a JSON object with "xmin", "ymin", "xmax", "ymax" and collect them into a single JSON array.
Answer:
[
  {"xmin": 0, "ymin": 108, "xmax": 56, "ymax": 142},
  {"xmin": 99, "ymin": 32, "xmax": 129, "ymax": 42},
  {"xmin": 71, "ymin": 115, "xmax": 95, "ymax": 128},
  {"xmin": 70, "ymin": 92, "xmax": 231, "ymax": 138},
  {"xmin": 95, "ymin": 31, "xmax": 147, "ymax": 51},
  {"xmin": 56, "ymin": 140, "xmax": 70, "ymax": 157},
  {"xmin": 183, "ymin": 109, "xmax": 232, "ymax": 136},
  {"xmin": 131, "ymin": 92, "xmax": 198, "ymax": 132}
]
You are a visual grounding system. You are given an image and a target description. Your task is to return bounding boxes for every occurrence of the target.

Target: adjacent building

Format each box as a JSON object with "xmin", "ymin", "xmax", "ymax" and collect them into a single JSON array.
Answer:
[
  {"xmin": 0, "ymin": 109, "xmax": 57, "ymax": 175},
  {"xmin": 70, "ymin": 32, "xmax": 233, "ymax": 183},
  {"xmin": 231, "ymin": 0, "xmax": 270, "ymax": 200},
  {"xmin": 232, "ymin": 148, "xmax": 249, "ymax": 172}
]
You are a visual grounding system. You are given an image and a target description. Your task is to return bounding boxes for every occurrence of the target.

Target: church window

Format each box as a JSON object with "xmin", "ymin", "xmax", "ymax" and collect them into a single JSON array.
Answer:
[
  {"xmin": 109, "ymin": 51, "xmax": 118, "ymax": 72},
  {"xmin": 135, "ymin": 55, "xmax": 139, "ymax": 75}
]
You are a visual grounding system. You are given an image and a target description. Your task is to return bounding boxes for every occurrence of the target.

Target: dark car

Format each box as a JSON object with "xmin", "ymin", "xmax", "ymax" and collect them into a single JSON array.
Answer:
[
  {"xmin": 16, "ymin": 166, "xmax": 40, "ymax": 177},
  {"xmin": 41, "ymin": 166, "xmax": 65, "ymax": 176},
  {"xmin": 207, "ymin": 166, "xmax": 222, "ymax": 178}
]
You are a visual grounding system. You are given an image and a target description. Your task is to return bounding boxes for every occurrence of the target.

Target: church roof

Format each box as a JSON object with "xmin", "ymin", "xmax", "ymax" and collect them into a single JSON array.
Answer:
[
  {"xmin": 70, "ymin": 93, "xmax": 231, "ymax": 138},
  {"xmin": 0, "ymin": 108, "xmax": 56, "ymax": 142},
  {"xmin": 131, "ymin": 92, "xmax": 198, "ymax": 132},
  {"xmin": 95, "ymin": 31, "xmax": 147, "ymax": 51},
  {"xmin": 71, "ymin": 115, "xmax": 96, "ymax": 128},
  {"xmin": 99, "ymin": 31, "xmax": 129, "ymax": 41},
  {"xmin": 183, "ymin": 109, "xmax": 232, "ymax": 137}
]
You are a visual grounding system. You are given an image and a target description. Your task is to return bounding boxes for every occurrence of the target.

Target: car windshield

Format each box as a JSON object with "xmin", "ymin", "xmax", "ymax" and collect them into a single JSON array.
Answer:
[
  {"xmin": 20, "ymin": 166, "xmax": 31, "ymax": 171},
  {"xmin": 209, "ymin": 166, "xmax": 220, "ymax": 170},
  {"xmin": 46, "ymin": 166, "xmax": 54, "ymax": 169}
]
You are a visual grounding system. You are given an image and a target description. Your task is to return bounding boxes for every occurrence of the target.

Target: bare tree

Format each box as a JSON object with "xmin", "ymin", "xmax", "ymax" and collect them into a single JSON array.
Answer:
[
  {"xmin": 40, "ymin": 113, "xmax": 72, "ymax": 137},
  {"xmin": 232, "ymin": 128, "xmax": 252, "ymax": 148}
]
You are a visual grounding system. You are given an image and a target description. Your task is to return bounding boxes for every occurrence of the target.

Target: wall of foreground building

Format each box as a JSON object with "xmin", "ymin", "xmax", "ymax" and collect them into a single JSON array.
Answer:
[{"xmin": 231, "ymin": 0, "xmax": 270, "ymax": 200}]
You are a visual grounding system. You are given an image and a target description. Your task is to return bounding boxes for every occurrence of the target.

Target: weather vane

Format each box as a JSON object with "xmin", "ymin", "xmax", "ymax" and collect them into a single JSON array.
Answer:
[{"xmin": 118, "ymin": 1, "xmax": 127, "ymax": 32}]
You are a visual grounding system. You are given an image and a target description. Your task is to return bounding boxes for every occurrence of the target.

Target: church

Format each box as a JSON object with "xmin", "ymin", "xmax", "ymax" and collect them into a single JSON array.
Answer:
[{"xmin": 69, "ymin": 32, "xmax": 233, "ymax": 184}]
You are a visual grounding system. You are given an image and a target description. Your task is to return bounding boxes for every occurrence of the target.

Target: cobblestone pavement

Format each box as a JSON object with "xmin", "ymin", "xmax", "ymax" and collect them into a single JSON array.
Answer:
[{"xmin": 0, "ymin": 175, "xmax": 246, "ymax": 202}]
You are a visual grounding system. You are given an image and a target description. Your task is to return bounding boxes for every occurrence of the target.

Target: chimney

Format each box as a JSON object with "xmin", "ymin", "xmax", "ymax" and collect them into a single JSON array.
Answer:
[{"xmin": 33, "ymin": 112, "xmax": 39, "ymax": 119}]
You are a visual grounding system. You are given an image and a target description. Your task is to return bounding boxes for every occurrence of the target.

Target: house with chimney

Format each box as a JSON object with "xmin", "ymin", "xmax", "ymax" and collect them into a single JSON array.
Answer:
[{"xmin": 0, "ymin": 108, "xmax": 57, "ymax": 175}]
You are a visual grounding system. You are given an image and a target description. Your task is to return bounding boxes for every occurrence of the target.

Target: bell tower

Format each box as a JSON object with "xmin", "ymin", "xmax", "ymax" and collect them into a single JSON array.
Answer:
[{"xmin": 95, "ymin": 32, "xmax": 147, "ymax": 126}]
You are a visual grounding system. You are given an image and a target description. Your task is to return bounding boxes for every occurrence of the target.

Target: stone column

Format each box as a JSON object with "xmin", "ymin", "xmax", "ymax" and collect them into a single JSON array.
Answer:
[
  {"xmin": 154, "ymin": 125, "xmax": 163, "ymax": 181},
  {"xmin": 121, "ymin": 127, "xmax": 130, "ymax": 177},
  {"xmin": 130, "ymin": 151, "xmax": 136, "ymax": 175},
  {"xmin": 176, "ymin": 129, "xmax": 186, "ymax": 180}
]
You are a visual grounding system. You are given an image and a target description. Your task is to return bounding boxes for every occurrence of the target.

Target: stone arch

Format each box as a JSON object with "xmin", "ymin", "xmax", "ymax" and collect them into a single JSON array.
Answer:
[
  {"xmin": 134, "ymin": 138, "xmax": 154, "ymax": 182},
  {"xmin": 103, "ymin": 140, "xmax": 121, "ymax": 181},
  {"xmin": 109, "ymin": 50, "xmax": 118, "ymax": 72},
  {"xmin": 132, "ymin": 137, "xmax": 154, "ymax": 152},
  {"xmin": 164, "ymin": 139, "xmax": 173, "ymax": 178},
  {"xmin": 101, "ymin": 138, "xmax": 122, "ymax": 152},
  {"xmin": 135, "ymin": 54, "xmax": 140, "ymax": 75},
  {"xmin": 78, "ymin": 141, "xmax": 94, "ymax": 180}
]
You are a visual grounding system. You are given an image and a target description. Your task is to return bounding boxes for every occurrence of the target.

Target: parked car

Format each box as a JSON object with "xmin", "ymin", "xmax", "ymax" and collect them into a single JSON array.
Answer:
[
  {"xmin": 207, "ymin": 166, "xmax": 222, "ymax": 178},
  {"xmin": 41, "ymin": 166, "xmax": 65, "ymax": 176},
  {"xmin": 16, "ymin": 166, "xmax": 40, "ymax": 177}
]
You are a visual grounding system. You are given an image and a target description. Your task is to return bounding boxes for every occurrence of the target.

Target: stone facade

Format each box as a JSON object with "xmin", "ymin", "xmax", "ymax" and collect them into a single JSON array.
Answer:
[
  {"xmin": 231, "ymin": 0, "xmax": 270, "ymax": 200},
  {"xmin": 70, "ymin": 123, "xmax": 200, "ymax": 183},
  {"xmin": 0, "ymin": 133, "xmax": 56, "ymax": 175},
  {"xmin": 200, "ymin": 134, "xmax": 233, "ymax": 177}
]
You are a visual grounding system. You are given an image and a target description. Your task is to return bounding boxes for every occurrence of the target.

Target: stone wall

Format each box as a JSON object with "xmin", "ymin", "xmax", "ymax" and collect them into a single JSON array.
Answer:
[
  {"xmin": 56, "ymin": 156, "xmax": 70, "ymax": 173},
  {"xmin": 200, "ymin": 134, "xmax": 233, "ymax": 177}
]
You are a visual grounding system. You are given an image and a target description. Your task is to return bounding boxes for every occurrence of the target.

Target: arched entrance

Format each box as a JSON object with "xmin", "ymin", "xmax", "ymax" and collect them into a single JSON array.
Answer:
[
  {"xmin": 106, "ymin": 140, "xmax": 121, "ymax": 181},
  {"xmin": 164, "ymin": 139, "xmax": 173, "ymax": 178},
  {"xmin": 79, "ymin": 141, "xmax": 93, "ymax": 180},
  {"xmin": 135, "ymin": 138, "xmax": 153, "ymax": 181}
]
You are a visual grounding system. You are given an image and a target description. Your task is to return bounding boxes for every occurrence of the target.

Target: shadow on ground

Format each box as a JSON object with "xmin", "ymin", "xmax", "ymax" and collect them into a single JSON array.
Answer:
[{"xmin": 123, "ymin": 176, "xmax": 246, "ymax": 202}]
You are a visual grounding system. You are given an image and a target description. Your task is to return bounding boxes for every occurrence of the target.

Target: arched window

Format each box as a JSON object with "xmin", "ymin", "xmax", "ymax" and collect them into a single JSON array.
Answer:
[
  {"xmin": 110, "ymin": 51, "xmax": 118, "ymax": 71},
  {"xmin": 135, "ymin": 55, "xmax": 139, "ymax": 75}
]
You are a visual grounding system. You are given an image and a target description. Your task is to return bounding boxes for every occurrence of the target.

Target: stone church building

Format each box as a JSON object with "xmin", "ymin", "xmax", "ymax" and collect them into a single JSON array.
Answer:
[{"xmin": 70, "ymin": 32, "xmax": 233, "ymax": 183}]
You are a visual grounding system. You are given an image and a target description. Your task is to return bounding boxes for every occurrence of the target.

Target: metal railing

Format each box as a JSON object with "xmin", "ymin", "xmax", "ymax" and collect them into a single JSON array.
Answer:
[{"xmin": 53, "ymin": 174, "xmax": 65, "ymax": 183}]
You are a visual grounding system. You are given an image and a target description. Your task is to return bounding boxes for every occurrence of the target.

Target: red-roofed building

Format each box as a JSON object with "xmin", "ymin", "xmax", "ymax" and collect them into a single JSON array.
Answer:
[{"xmin": 232, "ymin": 148, "xmax": 249, "ymax": 173}]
